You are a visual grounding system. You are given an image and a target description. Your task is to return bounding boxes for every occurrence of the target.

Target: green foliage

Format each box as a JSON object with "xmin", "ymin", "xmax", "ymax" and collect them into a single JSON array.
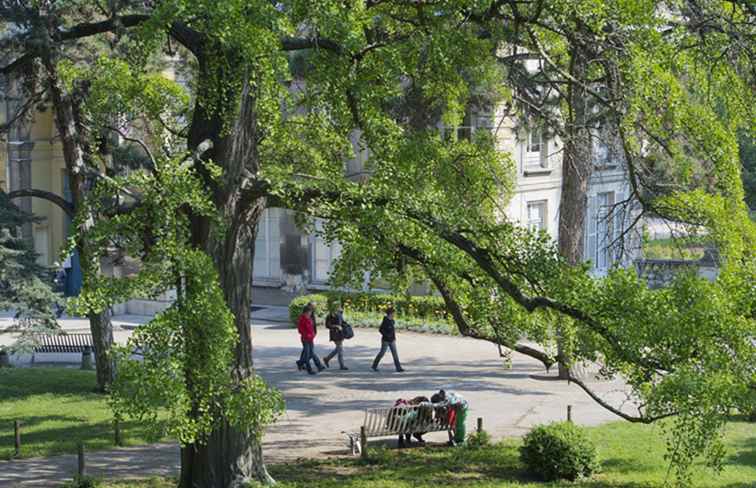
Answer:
[
  {"xmin": 466, "ymin": 429, "xmax": 492, "ymax": 449},
  {"xmin": 8, "ymin": 1, "xmax": 751, "ymax": 484},
  {"xmin": 71, "ymin": 154, "xmax": 283, "ymax": 446},
  {"xmin": 288, "ymin": 292, "xmax": 448, "ymax": 326},
  {"xmin": 62, "ymin": 475, "xmax": 101, "ymax": 488},
  {"xmin": 739, "ymin": 129, "xmax": 756, "ymax": 210},
  {"xmin": 0, "ymin": 192, "xmax": 60, "ymax": 351},
  {"xmin": 520, "ymin": 422, "xmax": 598, "ymax": 482}
]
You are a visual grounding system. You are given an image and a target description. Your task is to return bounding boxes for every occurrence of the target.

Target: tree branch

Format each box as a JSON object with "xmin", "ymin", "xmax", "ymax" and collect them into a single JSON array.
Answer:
[
  {"xmin": 7, "ymin": 189, "xmax": 75, "ymax": 218},
  {"xmin": 567, "ymin": 373, "xmax": 677, "ymax": 423},
  {"xmin": 104, "ymin": 126, "xmax": 157, "ymax": 169}
]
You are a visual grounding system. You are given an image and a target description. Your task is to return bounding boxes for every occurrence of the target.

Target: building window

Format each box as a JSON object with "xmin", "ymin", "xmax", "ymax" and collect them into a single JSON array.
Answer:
[
  {"xmin": 456, "ymin": 112, "xmax": 474, "ymax": 141},
  {"xmin": 527, "ymin": 127, "xmax": 542, "ymax": 153},
  {"xmin": 253, "ymin": 208, "xmax": 282, "ymax": 280},
  {"xmin": 527, "ymin": 200, "xmax": 547, "ymax": 232},
  {"xmin": 448, "ymin": 107, "xmax": 494, "ymax": 142},
  {"xmin": 311, "ymin": 219, "xmax": 341, "ymax": 284},
  {"xmin": 524, "ymin": 126, "xmax": 548, "ymax": 170},
  {"xmin": 585, "ymin": 191, "xmax": 623, "ymax": 271}
]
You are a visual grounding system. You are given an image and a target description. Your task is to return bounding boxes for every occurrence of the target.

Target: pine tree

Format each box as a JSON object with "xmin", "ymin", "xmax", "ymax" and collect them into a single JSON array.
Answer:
[{"xmin": 0, "ymin": 191, "xmax": 59, "ymax": 352}]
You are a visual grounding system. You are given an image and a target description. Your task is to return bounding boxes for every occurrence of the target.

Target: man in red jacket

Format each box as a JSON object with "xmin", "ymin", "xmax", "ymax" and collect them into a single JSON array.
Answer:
[{"xmin": 296, "ymin": 303, "xmax": 324, "ymax": 375}]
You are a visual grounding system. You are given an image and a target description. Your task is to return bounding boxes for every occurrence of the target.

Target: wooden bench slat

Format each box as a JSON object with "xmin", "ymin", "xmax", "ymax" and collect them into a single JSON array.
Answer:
[
  {"xmin": 360, "ymin": 403, "xmax": 452, "ymax": 439},
  {"xmin": 33, "ymin": 334, "xmax": 95, "ymax": 354}
]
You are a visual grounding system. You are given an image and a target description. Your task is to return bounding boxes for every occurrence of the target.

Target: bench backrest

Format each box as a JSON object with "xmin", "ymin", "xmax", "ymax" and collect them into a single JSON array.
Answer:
[
  {"xmin": 33, "ymin": 334, "xmax": 94, "ymax": 353},
  {"xmin": 363, "ymin": 403, "xmax": 451, "ymax": 437}
]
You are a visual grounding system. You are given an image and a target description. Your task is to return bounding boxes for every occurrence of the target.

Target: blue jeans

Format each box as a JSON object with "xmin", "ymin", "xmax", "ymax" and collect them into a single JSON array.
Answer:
[
  {"xmin": 372, "ymin": 340, "xmax": 402, "ymax": 370},
  {"xmin": 297, "ymin": 341, "xmax": 323, "ymax": 372},
  {"xmin": 324, "ymin": 341, "xmax": 345, "ymax": 368}
]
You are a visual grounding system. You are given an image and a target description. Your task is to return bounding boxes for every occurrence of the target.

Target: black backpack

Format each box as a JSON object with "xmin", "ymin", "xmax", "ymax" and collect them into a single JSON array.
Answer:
[{"xmin": 341, "ymin": 323, "xmax": 354, "ymax": 339}]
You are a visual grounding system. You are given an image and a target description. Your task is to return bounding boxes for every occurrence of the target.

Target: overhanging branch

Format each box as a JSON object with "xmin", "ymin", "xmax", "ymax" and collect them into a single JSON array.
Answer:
[{"xmin": 7, "ymin": 189, "xmax": 75, "ymax": 218}]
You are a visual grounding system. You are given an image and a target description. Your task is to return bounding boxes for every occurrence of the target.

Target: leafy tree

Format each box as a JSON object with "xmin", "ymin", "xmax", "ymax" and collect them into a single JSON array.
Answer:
[
  {"xmin": 1, "ymin": 1, "xmax": 753, "ymax": 487},
  {"xmin": 739, "ymin": 130, "xmax": 756, "ymax": 210}
]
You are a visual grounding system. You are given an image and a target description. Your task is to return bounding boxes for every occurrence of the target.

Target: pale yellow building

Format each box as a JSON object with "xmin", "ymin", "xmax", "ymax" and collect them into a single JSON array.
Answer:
[{"xmin": 2, "ymin": 98, "xmax": 69, "ymax": 267}]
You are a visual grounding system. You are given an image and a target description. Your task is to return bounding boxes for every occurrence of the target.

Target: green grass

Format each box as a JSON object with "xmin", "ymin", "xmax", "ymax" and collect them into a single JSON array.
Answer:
[
  {"xmin": 98, "ymin": 422, "xmax": 754, "ymax": 488},
  {"xmin": 643, "ymin": 237, "xmax": 709, "ymax": 260},
  {"xmin": 3, "ymin": 368, "xmax": 754, "ymax": 487},
  {"xmin": 0, "ymin": 367, "xmax": 167, "ymax": 460}
]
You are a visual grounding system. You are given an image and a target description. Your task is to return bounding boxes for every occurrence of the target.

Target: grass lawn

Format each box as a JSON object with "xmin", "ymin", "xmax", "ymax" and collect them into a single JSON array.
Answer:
[
  {"xmin": 3, "ymin": 367, "xmax": 753, "ymax": 487},
  {"xmin": 97, "ymin": 420, "xmax": 755, "ymax": 487},
  {"xmin": 0, "ymin": 367, "xmax": 166, "ymax": 460}
]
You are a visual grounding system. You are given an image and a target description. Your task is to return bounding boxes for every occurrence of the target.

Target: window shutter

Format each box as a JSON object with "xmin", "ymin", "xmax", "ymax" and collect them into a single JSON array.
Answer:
[
  {"xmin": 585, "ymin": 195, "xmax": 598, "ymax": 266},
  {"xmin": 541, "ymin": 137, "xmax": 549, "ymax": 168}
]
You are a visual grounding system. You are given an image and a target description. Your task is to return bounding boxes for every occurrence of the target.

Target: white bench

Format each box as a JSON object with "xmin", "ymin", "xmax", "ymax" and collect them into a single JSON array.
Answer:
[{"xmin": 347, "ymin": 403, "xmax": 453, "ymax": 456}]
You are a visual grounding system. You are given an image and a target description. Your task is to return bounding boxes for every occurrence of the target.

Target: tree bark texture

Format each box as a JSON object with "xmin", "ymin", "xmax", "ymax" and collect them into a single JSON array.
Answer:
[
  {"xmin": 179, "ymin": 62, "xmax": 271, "ymax": 487},
  {"xmin": 556, "ymin": 46, "xmax": 593, "ymax": 379},
  {"xmin": 41, "ymin": 46, "xmax": 115, "ymax": 393}
]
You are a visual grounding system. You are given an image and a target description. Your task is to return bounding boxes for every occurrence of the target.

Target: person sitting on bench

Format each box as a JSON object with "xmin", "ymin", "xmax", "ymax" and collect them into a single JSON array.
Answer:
[{"xmin": 388, "ymin": 396, "xmax": 430, "ymax": 447}]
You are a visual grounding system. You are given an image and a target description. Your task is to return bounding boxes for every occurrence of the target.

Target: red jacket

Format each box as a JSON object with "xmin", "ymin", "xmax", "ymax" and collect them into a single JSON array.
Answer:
[{"xmin": 297, "ymin": 313, "xmax": 315, "ymax": 342}]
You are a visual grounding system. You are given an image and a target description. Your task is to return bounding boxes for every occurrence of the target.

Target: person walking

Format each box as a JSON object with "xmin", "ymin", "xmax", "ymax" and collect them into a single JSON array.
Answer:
[
  {"xmin": 323, "ymin": 304, "xmax": 349, "ymax": 370},
  {"xmin": 296, "ymin": 303, "xmax": 324, "ymax": 374},
  {"xmin": 371, "ymin": 306, "xmax": 405, "ymax": 372}
]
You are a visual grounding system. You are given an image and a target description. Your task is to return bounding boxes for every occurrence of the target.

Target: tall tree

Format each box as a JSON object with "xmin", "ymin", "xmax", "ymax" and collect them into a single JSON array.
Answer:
[{"xmin": 2, "ymin": 1, "xmax": 752, "ymax": 486}]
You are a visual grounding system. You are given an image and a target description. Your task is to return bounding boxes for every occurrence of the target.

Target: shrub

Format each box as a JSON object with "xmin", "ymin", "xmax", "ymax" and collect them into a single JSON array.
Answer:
[
  {"xmin": 520, "ymin": 421, "xmax": 597, "ymax": 481},
  {"xmin": 288, "ymin": 294, "xmax": 330, "ymax": 325},
  {"xmin": 62, "ymin": 475, "xmax": 100, "ymax": 488},
  {"xmin": 288, "ymin": 292, "xmax": 448, "ymax": 326},
  {"xmin": 466, "ymin": 429, "xmax": 491, "ymax": 448}
]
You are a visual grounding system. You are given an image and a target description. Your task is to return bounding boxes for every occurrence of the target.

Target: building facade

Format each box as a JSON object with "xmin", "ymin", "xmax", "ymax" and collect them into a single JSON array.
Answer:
[{"xmin": 3, "ymin": 79, "xmax": 635, "ymax": 306}]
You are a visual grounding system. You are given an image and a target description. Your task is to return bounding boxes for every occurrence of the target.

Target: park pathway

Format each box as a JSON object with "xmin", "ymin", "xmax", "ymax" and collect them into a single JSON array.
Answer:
[{"xmin": 0, "ymin": 309, "xmax": 629, "ymax": 487}]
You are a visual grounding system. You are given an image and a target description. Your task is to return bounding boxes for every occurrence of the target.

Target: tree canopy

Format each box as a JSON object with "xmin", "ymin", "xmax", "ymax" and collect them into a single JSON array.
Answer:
[{"xmin": 1, "ymin": 1, "xmax": 754, "ymax": 486}]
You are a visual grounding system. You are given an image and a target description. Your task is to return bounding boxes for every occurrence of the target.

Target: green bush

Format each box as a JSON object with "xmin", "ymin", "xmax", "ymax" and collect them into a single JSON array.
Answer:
[
  {"xmin": 520, "ymin": 421, "xmax": 597, "ymax": 481},
  {"xmin": 288, "ymin": 292, "xmax": 448, "ymax": 326},
  {"xmin": 62, "ymin": 475, "xmax": 100, "ymax": 488},
  {"xmin": 466, "ymin": 429, "xmax": 491, "ymax": 448}
]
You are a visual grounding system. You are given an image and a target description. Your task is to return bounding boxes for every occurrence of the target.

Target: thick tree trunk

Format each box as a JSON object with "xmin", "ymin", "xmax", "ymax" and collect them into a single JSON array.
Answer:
[
  {"xmin": 556, "ymin": 47, "xmax": 593, "ymax": 379},
  {"xmin": 88, "ymin": 310, "xmax": 114, "ymax": 391},
  {"xmin": 42, "ymin": 49, "xmax": 114, "ymax": 392},
  {"xmin": 180, "ymin": 67, "xmax": 271, "ymax": 486}
]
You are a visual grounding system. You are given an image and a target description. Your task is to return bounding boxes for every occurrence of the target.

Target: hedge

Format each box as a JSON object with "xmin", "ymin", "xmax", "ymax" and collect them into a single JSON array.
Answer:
[{"xmin": 288, "ymin": 291, "xmax": 449, "ymax": 326}]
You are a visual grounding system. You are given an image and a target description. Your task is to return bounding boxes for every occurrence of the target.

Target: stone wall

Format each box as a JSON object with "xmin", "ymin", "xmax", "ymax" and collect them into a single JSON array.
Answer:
[{"xmin": 634, "ymin": 249, "xmax": 719, "ymax": 289}]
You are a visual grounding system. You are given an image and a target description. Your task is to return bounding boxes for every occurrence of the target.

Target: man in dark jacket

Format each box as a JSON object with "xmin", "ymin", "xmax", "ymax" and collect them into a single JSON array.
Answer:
[
  {"xmin": 371, "ymin": 307, "xmax": 405, "ymax": 372},
  {"xmin": 323, "ymin": 304, "xmax": 349, "ymax": 370}
]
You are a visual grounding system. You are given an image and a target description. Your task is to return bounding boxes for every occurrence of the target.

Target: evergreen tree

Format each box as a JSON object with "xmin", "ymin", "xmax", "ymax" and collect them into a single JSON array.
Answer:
[{"xmin": 0, "ymin": 191, "xmax": 59, "ymax": 351}]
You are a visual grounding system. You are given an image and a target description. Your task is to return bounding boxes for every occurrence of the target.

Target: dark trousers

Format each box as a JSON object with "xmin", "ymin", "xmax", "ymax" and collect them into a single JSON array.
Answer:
[
  {"xmin": 297, "ymin": 341, "xmax": 323, "ymax": 372},
  {"xmin": 372, "ymin": 340, "xmax": 402, "ymax": 370},
  {"xmin": 324, "ymin": 341, "xmax": 345, "ymax": 368}
]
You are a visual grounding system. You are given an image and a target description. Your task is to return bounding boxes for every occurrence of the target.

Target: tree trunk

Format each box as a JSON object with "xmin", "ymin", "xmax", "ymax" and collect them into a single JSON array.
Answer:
[
  {"xmin": 41, "ymin": 48, "xmax": 114, "ymax": 392},
  {"xmin": 88, "ymin": 310, "xmax": 114, "ymax": 391},
  {"xmin": 556, "ymin": 46, "xmax": 593, "ymax": 379},
  {"xmin": 180, "ymin": 65, "xmax": 271, "ymax": 486}
]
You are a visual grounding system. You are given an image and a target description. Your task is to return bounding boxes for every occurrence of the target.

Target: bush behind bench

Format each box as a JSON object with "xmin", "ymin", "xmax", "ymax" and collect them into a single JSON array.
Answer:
[{"xmin": 288, "ymin": 292, "xmax": 451, "ymax": 331}]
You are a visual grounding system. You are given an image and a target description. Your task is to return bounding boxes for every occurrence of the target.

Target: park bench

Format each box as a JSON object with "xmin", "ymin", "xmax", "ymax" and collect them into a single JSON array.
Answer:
[
  {"xmin": 346, "ymin": 403, "xmax": 453, "ymax": 456},
  {"xmin": 32, "ymin": 334, "xmax": 95, "ymax": 363}
]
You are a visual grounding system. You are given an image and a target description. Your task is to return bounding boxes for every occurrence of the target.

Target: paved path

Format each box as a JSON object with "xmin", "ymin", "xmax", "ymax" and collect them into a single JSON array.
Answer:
[{"xmin": 0, "ymin": 311, "xmax": 629, "ymax": 487}]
